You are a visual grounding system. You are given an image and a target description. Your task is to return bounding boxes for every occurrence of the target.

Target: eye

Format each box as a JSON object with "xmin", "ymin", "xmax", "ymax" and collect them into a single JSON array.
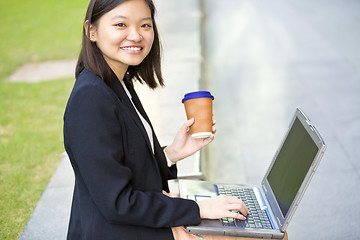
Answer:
[
  {"xmin": 141, "ymin": 23, "xmax": 152, "ymax": 28},
  {"xmin": 116, "ymin": 23, "xmax": 126, "ymax": 27}
]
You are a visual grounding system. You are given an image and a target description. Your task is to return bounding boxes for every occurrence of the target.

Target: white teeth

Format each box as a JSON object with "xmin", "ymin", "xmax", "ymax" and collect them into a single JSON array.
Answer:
[{"xmin": 121, "ymin": 47, "xmax": 141, "ymax": 51}]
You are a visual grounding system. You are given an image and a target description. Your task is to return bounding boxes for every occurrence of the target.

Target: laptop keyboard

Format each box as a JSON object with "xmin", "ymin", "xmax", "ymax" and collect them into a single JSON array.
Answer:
[{"xmin": 217, "ymin": 185, "xmax": 273, "ymax": 229}]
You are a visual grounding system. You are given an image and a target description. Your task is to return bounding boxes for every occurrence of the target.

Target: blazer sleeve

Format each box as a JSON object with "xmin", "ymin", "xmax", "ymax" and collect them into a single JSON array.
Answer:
[{"xmin": 64, "ymin": 82, "xmax": 201, "ymax": 228}]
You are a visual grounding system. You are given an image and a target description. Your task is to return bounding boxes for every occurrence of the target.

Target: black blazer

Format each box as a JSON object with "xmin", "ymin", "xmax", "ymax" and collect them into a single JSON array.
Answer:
[{"xmin": 63, "ymin": 69, "xmax": 201, "ymax": 240}]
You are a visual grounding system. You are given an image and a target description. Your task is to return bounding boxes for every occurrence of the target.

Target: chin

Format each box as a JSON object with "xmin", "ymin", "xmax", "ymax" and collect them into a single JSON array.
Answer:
[
  {"xmin": 127, "ymin": 60, "xmax": 145, "ymax": 67},
  {"xmin": 124, "ymin": 54, "xmax": 149, "ymax": 66}
]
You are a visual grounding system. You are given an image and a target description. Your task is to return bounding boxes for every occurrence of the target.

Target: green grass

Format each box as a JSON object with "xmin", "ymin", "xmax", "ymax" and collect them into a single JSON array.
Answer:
[
  {"xmin": 0, "ymin": 0, "xmax": 87, "ymax": 81},
  {"xmin": 0, "ymin": 79, "xmax": 74, "ymax": 239},
  {"xmin": 0, "ymin": 0, "xmax": 88, "ymax": 238}
]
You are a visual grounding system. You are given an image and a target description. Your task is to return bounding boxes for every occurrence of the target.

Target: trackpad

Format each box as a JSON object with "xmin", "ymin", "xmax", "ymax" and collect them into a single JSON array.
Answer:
[{"xmin": 187, "ymin": 195, "xmax": 212, "ymax": 201}]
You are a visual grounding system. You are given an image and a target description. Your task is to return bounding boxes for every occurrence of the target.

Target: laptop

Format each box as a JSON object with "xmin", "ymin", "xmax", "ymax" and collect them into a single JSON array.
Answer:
[{"xmin": 178, "ymin": 108, "xmax": 326, "ymax": 239}]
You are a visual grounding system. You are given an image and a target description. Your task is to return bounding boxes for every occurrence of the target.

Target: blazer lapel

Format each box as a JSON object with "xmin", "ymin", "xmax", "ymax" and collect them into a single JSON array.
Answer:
[
  {"xmin": 111, "ymin": 78, "xmax": 138, "ymax": 120},
  {"xmin": 124, "ymin": 82, "xmax": 166, "ymax": 179},
  {"xmin": 110, "ymin": 75, "xmax": 160, "ymax": 172},
  {"xmin": 125, "ymin": 81, "xmax": 152, "ymax": 128}
]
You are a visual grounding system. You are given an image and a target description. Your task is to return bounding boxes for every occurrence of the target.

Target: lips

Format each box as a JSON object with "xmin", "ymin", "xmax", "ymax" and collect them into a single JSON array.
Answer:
[{"xmin": 120, "ymin": 46, "xmax": 143, "ymax": 52}]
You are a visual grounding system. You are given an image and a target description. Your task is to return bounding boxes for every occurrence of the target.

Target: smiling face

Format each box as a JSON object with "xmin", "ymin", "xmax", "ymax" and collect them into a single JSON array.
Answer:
[{"xmin": 89, "ymin": 0, "xmax": 154, "ymax": 78}]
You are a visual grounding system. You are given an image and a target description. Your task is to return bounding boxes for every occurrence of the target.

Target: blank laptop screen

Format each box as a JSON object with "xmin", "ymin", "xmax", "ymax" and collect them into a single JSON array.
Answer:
[{"xmin": 267, "ymin": 117, "xmax": 319, "ymax": 217}]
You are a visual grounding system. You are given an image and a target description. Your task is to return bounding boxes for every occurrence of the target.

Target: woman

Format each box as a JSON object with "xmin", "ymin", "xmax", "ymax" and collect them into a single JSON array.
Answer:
[{"xmin": 63, "ymin": 0, "xmax": 249, "ymax": 239}]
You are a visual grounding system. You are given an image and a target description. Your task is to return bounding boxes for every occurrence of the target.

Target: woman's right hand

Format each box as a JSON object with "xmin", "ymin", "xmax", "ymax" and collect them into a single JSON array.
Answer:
[
  {"xmin": 197, "ymin": 195, "xmax": 249, "ymax": 220},
  {"xmin": 165, "ymin": 118, "xmax": 216, "ymax": 164}
]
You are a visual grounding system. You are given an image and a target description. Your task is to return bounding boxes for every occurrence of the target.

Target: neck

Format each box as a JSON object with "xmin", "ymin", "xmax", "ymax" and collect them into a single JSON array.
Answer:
[{"xmin": 105, "ymin": 59, "xmax": 128, "ymax": 83}]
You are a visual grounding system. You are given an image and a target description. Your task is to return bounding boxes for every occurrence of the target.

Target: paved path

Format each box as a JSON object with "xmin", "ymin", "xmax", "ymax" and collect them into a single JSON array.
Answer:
[{"xmin": 8, "ymin": 59, "xmax": 77, "ymax": 83}]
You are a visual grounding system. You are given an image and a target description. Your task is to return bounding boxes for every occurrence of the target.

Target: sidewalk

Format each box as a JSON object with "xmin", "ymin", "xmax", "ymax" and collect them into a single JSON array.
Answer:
[{"xmin": 19, "ymin": 0, "xmax": 204, "ymax": 239}]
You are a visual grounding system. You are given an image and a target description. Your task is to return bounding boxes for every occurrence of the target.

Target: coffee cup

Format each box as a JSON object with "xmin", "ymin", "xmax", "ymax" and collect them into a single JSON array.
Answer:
[{"xmin": 182, "ymin": 91, "xmax": 214, "ymax": 138}]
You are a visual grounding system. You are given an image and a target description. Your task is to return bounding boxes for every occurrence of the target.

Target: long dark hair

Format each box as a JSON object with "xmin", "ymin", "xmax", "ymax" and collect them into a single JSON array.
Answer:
[{"xmin": 75, "ymin": 0, "xmax": 164, "ymax": 89}]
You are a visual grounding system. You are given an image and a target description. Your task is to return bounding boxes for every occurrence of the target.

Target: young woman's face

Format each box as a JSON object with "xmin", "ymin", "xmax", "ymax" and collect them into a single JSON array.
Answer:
[{"xmin": 90, "ymin": 0, "xmax": 154, "ymax": 75}]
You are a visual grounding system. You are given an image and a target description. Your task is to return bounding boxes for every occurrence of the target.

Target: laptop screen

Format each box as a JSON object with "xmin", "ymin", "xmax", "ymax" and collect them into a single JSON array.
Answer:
[{"xmin": 266, "ymin": 117, "xmax": 319, "ymax": 217}]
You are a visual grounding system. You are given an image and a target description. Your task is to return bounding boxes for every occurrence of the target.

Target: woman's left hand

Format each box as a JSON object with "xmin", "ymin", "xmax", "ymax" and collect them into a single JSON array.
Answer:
[{"xmin": 164, "ymin": 118, "xmax": 216, "ymax": 164}]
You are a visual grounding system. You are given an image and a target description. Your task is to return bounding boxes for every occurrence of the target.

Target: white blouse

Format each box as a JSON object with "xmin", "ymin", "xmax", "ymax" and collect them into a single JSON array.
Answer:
[
  {"xmin": 120, "ymin": 81, "xmax": 174, "ymax": 167},
  {"xmin": 120, "ymin": 81, "xmax": 154, "ymax": 153}
]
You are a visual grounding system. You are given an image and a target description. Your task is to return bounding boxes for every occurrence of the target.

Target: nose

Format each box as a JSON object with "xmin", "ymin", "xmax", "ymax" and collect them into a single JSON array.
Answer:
[{"xmin": 126, "ymin": 28, "xmax": 142, "ymax": 42}]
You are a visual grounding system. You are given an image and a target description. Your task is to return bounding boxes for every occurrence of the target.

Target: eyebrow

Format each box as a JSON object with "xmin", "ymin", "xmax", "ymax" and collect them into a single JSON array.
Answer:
[{"xmin": 111, "ymin": 15, "xmax": 152, "ymax": 21}]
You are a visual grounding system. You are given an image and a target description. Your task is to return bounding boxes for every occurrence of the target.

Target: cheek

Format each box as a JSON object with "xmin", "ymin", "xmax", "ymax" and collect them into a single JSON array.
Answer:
[
  {"xmin": 145, "ymin": 33, "xmax": 155, "ymax": 49},
  {"xmin": 97, "ymin": 30, "xmax": 123, "ymax": 48},
  {"xmin": 105, "ymin": 34, "xmax": 123, "ymax": 47}
]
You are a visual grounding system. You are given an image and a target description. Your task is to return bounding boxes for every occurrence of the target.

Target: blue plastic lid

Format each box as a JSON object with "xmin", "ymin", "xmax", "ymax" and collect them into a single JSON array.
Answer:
[{"xmin": 182, "ymin": 91, "xmax": 214, "ymax": 103}]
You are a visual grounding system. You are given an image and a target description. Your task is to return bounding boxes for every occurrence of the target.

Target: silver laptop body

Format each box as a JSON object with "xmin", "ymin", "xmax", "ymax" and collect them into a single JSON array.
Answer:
[{"xmin": 179, "ymin": 108, "xmax": 326, "ymax": 239}]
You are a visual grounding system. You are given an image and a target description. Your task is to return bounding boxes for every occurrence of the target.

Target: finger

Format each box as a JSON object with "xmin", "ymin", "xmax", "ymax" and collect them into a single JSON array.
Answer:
[
  {"xmin": 180, "ymin": 118, "xmax": 194, "ymax": 134},
  {"xmin": 202, "ymin": 134, "xmax": 214, "ymax": 144},
  {"xmin": 212, "ymin": 126, "xmax": 216, "ymax": 134},
  {"xmin": 228, "ymin": 211, "xmax": 246, "ymax": 220},
  {"xmin": 223, "ymin": 195, "xmax": 242, "ymax": 203},
  {"xmin": 237, "ymin": 199, "xmax": 250, "ymax": 215},
  {"xmin": 168, "ymin": 192, "xmax": 180, "ymax": 198},
  {"xmin": 212, "ymin": 119, "xmax": 216, "ymax": 125},
  {"xmin": 225, "ymin": 197, "xmax": 249, "ymax": 215},
  {"xmin": 229, "ymin": 204, "xmax": 249, "ymax": 216},
  {"xmin": 162, "ymin": 190, "xmax": 170, "ymax": 197},
  {"xmin": 184, "ymin": 118, "xmax": 195, "ymax": 128}
]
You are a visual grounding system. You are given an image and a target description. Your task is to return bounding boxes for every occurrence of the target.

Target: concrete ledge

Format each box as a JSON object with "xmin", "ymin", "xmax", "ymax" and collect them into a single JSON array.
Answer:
[{"xmin": 19, "ymin": 154, "xmax": 74, "ymax": 240}]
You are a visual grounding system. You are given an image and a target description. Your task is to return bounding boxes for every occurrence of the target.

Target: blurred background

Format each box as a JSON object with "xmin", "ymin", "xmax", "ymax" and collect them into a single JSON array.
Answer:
[
  {"xmin": 1, "ymin": 0, "xmax": 359, "ymax": 239},
  {"xmin": 199, "ymin": 0, "xmax": 360, "ymax": 239}
]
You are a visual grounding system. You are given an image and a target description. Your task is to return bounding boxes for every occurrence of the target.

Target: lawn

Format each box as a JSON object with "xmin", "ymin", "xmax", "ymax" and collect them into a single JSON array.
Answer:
[
  {"xmin": 0, "ymin": 0, "xmax": 87, "ymax": 238},
  {"xmin": 0, "ymin": 79, "xmax": 74, "ymax": 239}
]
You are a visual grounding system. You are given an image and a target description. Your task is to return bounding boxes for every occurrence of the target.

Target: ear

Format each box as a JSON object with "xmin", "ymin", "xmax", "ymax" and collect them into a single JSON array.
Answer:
[{"xmin": 84, "ymin": 20, "xmax": 97, "ymax": 42}]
